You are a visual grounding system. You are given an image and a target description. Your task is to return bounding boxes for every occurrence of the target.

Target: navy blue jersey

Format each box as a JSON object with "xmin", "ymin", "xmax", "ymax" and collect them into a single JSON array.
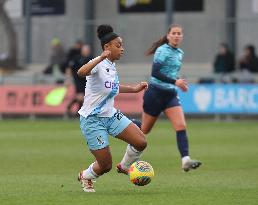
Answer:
[{"xmin": 69, "ymin": 55, "xmax": 92, "ymax": 93}]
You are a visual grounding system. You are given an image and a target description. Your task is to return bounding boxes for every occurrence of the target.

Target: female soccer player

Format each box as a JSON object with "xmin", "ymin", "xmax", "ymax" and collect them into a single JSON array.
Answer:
[
  {"xmin": 77, "ymin": 25, "xmax": 148, "ymax": 192},
  {"xmin": 117, "ymin": 24, "xmax": 201, "ymax": 173}
]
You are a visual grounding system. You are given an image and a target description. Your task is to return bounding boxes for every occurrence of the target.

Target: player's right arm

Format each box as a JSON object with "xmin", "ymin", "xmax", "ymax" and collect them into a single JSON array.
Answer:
[
  {"xmin": 77, "ymin": 50, "xmax": 110, "ymax": 78},
  {"xmin": 151, "ymin": 62, "xmax": 188, "ymax": 92}
]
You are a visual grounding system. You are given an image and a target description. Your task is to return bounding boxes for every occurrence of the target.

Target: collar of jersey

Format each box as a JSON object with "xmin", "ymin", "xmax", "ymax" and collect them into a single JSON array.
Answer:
[
  {"xmin": 105, "ymin": 58, "xmax": 116, "ymax": 67},
  {"xmin": 166, "ymin": 43, "xmax": 178, "ymax": 51}
]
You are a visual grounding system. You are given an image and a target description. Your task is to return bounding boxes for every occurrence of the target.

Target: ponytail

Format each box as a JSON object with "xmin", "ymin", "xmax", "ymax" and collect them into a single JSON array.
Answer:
[
  {"xmin": 145, "ymin": 35, "xmax": 168, "ymax": 56},
  {"xmin": 145, "ymin": 23, "xmax": 183, "ymax": 56}
]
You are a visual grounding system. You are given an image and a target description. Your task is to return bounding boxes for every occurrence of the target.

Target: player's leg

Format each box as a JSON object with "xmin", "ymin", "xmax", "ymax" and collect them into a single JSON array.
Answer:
[
  {"xmin": 84, "ymin": 147, "xmax": 113, "ymax": 176},
  {"xmin": 78, "ymin": 147, "xmax": 112, "ymax": 192},
  {"xmin": 141, "ymin": 84, "xmax": 162, "ymax": 134},
  {"xmin": 116, "ymin": 122, "xmax": 147, "ymax": 173},
  {"xmin": 164, "ymin": 105, "xmax": 188, "ymax": 156},
  {"xmin": 107, "ymin": 110, "xmax": 147, "ymax": 174},
  {"xmin": 116, "ymin": 85, "xmax": 162, "ymax": 174},
  {"xmin": 126, "ymin": 84, "xmax": 161, "ymax": 141},
  {"xmin": 78, "ymin": 115, "xmax": 112, "ymax": 192},
  {"xmin": 164, "ymin": 106, "xmax": 201, "ymax": 172},
  {"xmin": 117, "ymin": 122, "xmax": 147, "ymax": 151},
  {"xmin": 118, "ymin": 112, "xmax": 157, "ymax": 173},
  {"xmin": 141, "ymin": 112, "xmax": 158, "ymax": 134},
  {"xmin": 129, "ymin": 111, "xmax": 158, "ymax": 135}
]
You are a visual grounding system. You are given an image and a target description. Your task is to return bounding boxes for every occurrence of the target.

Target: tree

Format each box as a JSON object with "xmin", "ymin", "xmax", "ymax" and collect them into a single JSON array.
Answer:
[{"xmin": 0, "ymin": 0, "xmax": 18, "ymax": 68}]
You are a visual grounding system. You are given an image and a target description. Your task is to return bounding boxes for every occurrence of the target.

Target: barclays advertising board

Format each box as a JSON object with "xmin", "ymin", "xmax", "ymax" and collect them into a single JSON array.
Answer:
[{"xmin": 178, "ymin": 84, "xmax": 258, "ymax": 114}]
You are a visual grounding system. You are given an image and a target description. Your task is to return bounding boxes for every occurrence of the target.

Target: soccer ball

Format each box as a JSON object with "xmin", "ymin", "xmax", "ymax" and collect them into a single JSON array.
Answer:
[{"xmin": 129, "ymin": 161, "xmax": 154, "ymax": 186}]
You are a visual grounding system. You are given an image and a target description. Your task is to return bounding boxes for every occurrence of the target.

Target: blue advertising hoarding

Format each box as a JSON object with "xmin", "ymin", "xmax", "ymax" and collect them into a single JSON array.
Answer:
[{"xmin": 178, "ymin": 84, "xmax": 258, "ymax": 114}]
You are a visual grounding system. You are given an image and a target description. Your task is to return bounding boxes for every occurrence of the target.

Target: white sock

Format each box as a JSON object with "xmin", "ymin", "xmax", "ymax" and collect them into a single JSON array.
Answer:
[
  {"xmin": 82, "ymin": 162, "xmax": 99, "ymax": 180},
  {"xmin": 182, "ymin": 156, "xmax": 190, "ymax": 165},
  {"xmin": 120, "ymin": 144, "xmax": 142, "ymax": 170}
]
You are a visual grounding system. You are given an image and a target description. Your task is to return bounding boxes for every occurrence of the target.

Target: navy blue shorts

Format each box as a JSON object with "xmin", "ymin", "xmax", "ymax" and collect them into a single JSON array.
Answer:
[{"xmin": 143, "ymin": 84, "xmax": 181, "ymax": 117}]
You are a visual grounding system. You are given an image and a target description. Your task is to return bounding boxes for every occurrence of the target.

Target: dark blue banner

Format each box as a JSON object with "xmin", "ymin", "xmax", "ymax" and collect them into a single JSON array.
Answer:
[
  {"xmin": 118, "ymin": 0, "xmax": 204, "ymax": 13},
  {"xmin": 23, "ymin": 0, "xmax": 65, "ymax": 16}
]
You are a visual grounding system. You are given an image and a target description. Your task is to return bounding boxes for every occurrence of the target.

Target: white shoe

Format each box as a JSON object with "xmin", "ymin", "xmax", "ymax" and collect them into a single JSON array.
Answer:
[
  {"xmin": 182, "ymin": 157, "xmax": 202, "ymax": 172},
  {"xmin": 78, "ymin": 171, "xmax": 95, "ymax": 192}
]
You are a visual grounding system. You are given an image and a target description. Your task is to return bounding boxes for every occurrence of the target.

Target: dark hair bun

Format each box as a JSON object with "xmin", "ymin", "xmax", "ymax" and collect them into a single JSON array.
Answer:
[{"xmin": 97, "ymin": 24, "xmax": 113, "ymax": 39}]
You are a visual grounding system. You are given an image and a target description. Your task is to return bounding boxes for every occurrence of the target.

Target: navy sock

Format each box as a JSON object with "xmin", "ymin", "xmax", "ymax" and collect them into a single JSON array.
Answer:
[
  {"xmin": 131, "ymin": 119, "xmax": 142, "ymax": 129},
  {"xmin": 176, "ymin": 130, "xmax": 189, "ymax": 158}
]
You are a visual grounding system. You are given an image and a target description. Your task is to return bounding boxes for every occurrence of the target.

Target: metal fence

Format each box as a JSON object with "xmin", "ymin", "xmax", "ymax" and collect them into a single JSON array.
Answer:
[
  {"xmin": 1, "ymin": 17, "xmax": 258, "ymax": 86},
  {"xmin": 1, "ymin": 17, "xmax": 257, "ymax": 65}
]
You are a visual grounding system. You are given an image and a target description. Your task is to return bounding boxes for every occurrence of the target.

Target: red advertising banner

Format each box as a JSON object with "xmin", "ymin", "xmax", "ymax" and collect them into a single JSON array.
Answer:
[
  {"xmin": 115, "ymin": 92, "xmax": 144, "ymax": 114},
  {"xmin": 0, "ymin": 85, "xmax": 143, "ymax": 115},
  {"xmin": 0, "ymin": 85, "xmax": 74, "ymax": 114}
]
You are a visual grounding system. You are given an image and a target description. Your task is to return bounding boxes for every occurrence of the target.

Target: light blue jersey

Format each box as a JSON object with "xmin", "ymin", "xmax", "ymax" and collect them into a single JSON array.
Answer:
[{"xmin": 149, "ymin": 43, "xmax": 184, "ymax": 90}]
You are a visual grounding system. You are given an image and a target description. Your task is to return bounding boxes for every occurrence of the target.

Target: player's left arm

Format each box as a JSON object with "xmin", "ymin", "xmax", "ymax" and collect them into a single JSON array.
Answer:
[{"xmin": 119, "ymin": 82, "xmax": 148, "ymax": 93}]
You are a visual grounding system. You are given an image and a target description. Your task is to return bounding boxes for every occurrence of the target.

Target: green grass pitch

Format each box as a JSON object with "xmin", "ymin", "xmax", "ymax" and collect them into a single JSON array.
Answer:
[{"xmin": 0, "ymin": 119, "xmax": 257, "ymax": 205}]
